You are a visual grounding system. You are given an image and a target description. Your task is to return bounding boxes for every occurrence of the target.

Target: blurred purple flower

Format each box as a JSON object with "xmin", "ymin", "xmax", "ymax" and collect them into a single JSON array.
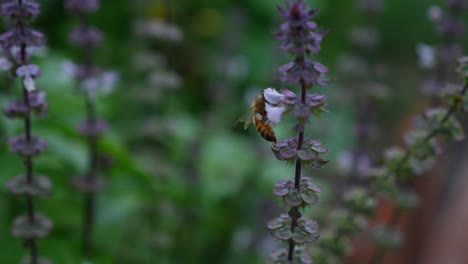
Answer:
[
  {"xmin": 0, "ymin": 26, "xmax": 45, "ymax": 48},
  {"xmin": 278, "ymin": 60, "xmax": 329, "ymax": 85},
  {"xmin": 4, "ymin": 90, "xmax": 48, "ymax": 118},
  {"xmin": 77, "ymin": 119, "xmax": 109, "ymax": 136},
  {"xmin": 446, "ymin": 0, "xmax": 466, "ymax": 10},
  {"xmin": 0, "ymin": 0, "xmax": 39, "ymax": 17},
  {"xmin": 275, "ymin": 1, "xmax": 325, "ymax": 55},
  {"xmin": 69, "ymin": 26, "xmax": 103, "ymax": 47},
  {"xmin": 357, "ymin": 0, "xmax": 384, "ymax": 12},
  {"xmin": 65, "ymin": 0, "xmax": 99, "ymax": 13},
  {"xmin": 8, "ymin": 135, "xmax": 47, "ymax": 157},
  {"xmin": 0, "ymin": 57, "xmax": 11, "ymax": 70},
  {"xmin": 16, "ymin": 63, "xmax": 40, "ymax": 77}
]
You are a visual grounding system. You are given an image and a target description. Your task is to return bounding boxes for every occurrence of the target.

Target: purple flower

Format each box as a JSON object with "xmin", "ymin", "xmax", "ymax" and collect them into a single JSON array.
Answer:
[
  {"xmin": 307, "ymin": 93, "xmax": 326, "ymax": 107},
  {"xmin": 77, "ymin": 119, "xmax": 109, "ymax": 136},
  {"xmin": 11, "ymin": 213, "xmax": 52, "ymax": 239},
  {"xmin": 277, "ymin": 0, "xmax": 318, "ymax": 28},
  {"xmin": 69, "ymin": 26, "xmax": 103, "ymax": 47},
  {"xmin": 0, "ymin": 0, "xmax": 39, "ymax": 17},
  {"xmin": 275, "ymin": 1, "xmax": 325, "ymax": 55},
  {"xmin": 273, "ymin": 177, "xmax": 322, "ymax": 205},
  {"xmin": 16, "ymin": 63, "xmax": 41, "ymax": 77},
  {"xmin": 358, "ymin": 0, "xmax": 384, "ymax": 12},
  {"xmin": 280, "ymin": 87, "xmax": 298, "ymax": 105},
  {"xmin": 272, "ymin": 137, "xmax": 328, "ymax": 167},
  {"xmin": 65, "ymin": 0, "xmax": 99, "ymax": 13},
  {"xmin": 446, "ymin": 0, "xmax": 466, "ymax": 10},
  {"xmin": 8, "ymin": 134, "xmax": 48, "ymax": 157},
  {"xmin": 439, "ymin": 17, "xmax": 464, "ymax": 37},
  {"xmin": 278, "ymin": 59, "xmax": 329, "ymax": 85},
  {"xmin": 0, "ymin": 26, "xmax": 45, "ymax": 48},
  {"xmin": 72, "ymin": 64, "xmax": 101, "ymax": 80},
  {"xmin": 7, "ymin": 174, "xmax": 52, "ymax": 197},
  {"xmin": 0, "ymin": 57, "xmax": 12, "ymax": 71},
  {"xmin": 4, "ymin": 90, "xmax": 48, "ymax": 118}
]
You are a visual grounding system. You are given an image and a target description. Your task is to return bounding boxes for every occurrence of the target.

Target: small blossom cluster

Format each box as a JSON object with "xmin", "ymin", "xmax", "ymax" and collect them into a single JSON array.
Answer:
[
  {"xmin": 0, "ymin": 0, "xmax": 52, "ymax": 262},
  {"xmin": 262, "ymin": 87, "xmax": 327, "ymax": 130},
  {"xmin": 376, "ymin": 68, "xmax": 467, "ymax": 191},
  {"xmin": 429, "ymin": 0, "xmax": 465, "ymax": 40},
  {"xmin": 272, "ymin": 137, "xmax": 328, "ymax": 167},
  {"xmin": 264, "ymin": 1, "xmax": 331, "ymax": 263},
  {"xmin": 421, "ymin": 0, "xmax": 465, "ymax": 96}
]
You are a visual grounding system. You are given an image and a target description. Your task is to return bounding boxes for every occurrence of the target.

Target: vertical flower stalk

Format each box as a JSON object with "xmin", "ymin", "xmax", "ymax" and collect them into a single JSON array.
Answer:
[
  {"xmin": 368, "ymin": 1, "xmax": 466, "ymax": 263},
  {"xmin": 368, "ymin": 58, "xmax": 467, "ymax": 264},
  {"xmin": 266, "ymin": 1, "xmax": 330, "ymax": 262},
  {"xmin": 0, "ymin": 0, "xmax": 52, "ymax": 263},
  {"xmin": 65, "ymin": 0, "xmax": 113, "ymax": 256}
]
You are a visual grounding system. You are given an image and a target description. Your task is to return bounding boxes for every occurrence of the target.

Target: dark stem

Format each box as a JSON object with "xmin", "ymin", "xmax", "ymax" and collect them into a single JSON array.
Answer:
[
  {"xmin": 83, "ymin": 95, "xmax": 98, "ymax": 256},
  {"xmin": 287, "ymin": 206, "xmax": 299, "ymax": 261},
  {"xmin": 23, "ymin": 90, "xmax": 38, "ymax": 264},
  {"xmin": 83, "ymin": 192, "xmax": 95, "ymax": 256},
  {"xmin": 77, "ymin": 12, "xmax": 100, "ymax": 257},
  {"xmin": 85, "ymin": 95, "xmax": 98, "ymax": 174},
  {"xmin": 19, "ymin": 24, "xmax": 38, "ymax": 262},
  {"xmin": 370, "ymin": 82, "xmax": 468, "ymax": 264},
  {"xmin": 287, "ymin": 240, "xmax": 296, "ymax": 261},
  {"xmin": 287, "ymin": 63, "xmax": 309, "ymax": 261}
]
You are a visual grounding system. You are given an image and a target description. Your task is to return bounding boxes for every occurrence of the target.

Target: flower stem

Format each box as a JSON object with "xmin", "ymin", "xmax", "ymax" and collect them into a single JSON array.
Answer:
[
  {"xmin": 83, "ymin": 193, "xmax": 95, "ymax": 256},
  {"xmin": 82, "ymin": 68, "xmax": 99, "ymax": 259},
  {"xmin": 288, "ymin": 63, "xmax": 309, "ymax": 261},
  {"xmin": 369, "ymin": 82, "xmax": 468, "ymax": 264},
  {"xmin": 20, "ymin": 25, "xmax": 38, "ymax": 264},
  {"xmin": 75, "ymin": 11, "xmax": 101, "ymax": 257}
]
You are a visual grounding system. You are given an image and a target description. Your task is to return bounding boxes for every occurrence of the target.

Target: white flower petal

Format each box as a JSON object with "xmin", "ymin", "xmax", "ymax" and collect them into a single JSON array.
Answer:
[
  {"xmin": 100, "ymin": 71, "xmax": 119, "ymax": 94},
  {"xmin": 266, "ymin": 103, "xmax": 286, "ymax": 125},
  {"xmin": 263, "ymin": 87, "xmax": 284, "ymax": 105},
  {"xmin": 416, "ymin": 43, "xmax": 436, "ymax": 69},
  {"xmin": 24, "ymin": 76, "xmax": 36, "ymax": 92}
]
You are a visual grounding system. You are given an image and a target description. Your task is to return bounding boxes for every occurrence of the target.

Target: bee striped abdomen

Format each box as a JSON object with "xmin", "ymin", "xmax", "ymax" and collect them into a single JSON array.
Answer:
[
  {"xmin": 254, "ymin": 113, "xmax": 276, "ymax": 142},
  {"xmin": 236, "ymin": 93, "xmax": 278, "ymax": 143}
]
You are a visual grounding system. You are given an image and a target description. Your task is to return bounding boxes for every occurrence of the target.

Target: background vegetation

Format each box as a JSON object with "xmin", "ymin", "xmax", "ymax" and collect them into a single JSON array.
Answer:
[{"xmin": 0, "ymin": 0, "xmax": 466, "ymax": 263}]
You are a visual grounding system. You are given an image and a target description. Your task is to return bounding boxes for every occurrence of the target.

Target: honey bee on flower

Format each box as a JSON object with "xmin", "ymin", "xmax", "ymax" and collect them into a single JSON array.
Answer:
[{"xmin": 236, "ymin": 88, "xmax": 288, "ymax": 142}]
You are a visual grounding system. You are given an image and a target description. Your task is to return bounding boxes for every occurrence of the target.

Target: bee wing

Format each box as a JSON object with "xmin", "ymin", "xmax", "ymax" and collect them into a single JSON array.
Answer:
[{"xmin": 234, "ymin": 107, "xmax": 255, "ymax": 130}]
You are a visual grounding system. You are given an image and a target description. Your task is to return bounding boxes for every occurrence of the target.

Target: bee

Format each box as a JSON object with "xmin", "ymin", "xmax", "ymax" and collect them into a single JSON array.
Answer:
[{"xmin": 236, "ymin": 88, "xmax": 286, "ymax": 143}]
